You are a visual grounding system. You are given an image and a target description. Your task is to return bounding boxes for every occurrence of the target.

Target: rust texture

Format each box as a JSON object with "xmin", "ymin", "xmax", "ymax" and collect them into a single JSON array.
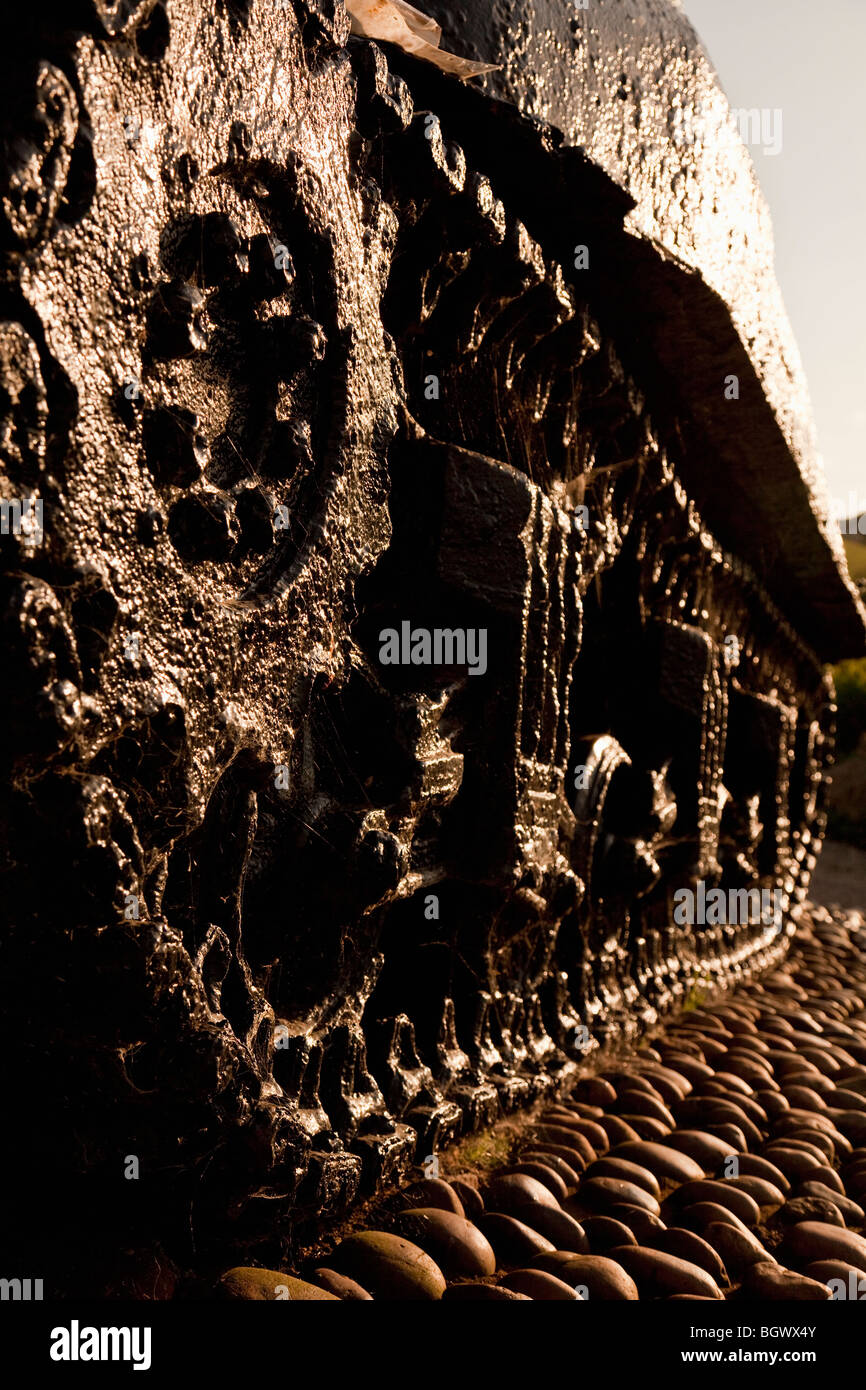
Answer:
[{"xmin": 0, "ymin": 0, "xmax": 862, "ymax": 1293}]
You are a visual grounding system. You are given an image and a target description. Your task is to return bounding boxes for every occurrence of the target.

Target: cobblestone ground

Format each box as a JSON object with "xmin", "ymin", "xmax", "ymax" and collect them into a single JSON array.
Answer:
[{"xmin": 216, "ymin": 903, "xmax": 866, "ymax": 1301}]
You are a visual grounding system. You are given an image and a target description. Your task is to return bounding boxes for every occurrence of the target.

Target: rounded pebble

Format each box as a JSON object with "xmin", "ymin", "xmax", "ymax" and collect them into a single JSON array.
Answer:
[
  {"xmin": 702, "ymin": 1222, "xmax": 775, "ymax": 1274},
  {"xmin": 330, "ymin": 1232, "xmax": 446, "ymax": 1300},
  {"xmin": 542, "ymin": 1253, "xmax": 639, "ymax": 1300},
  {"xmin": 218, "ymin": 1268, "xmax": 340, "ymax": 1300},
  {"xmin": 784, "ymin": 1221, "xmax": 866, "ymax": 1272},
  {"xmin": 484, "ymin": 1173, "xmax": 560, "ymax": 1213},
  {"xmin": 310, "ymin": 1269, "xmax": 373, "ymax": 1300},
  {"xmin": 502, "ymin": 1269, "xmax": 584, "ymax": 1300},
  {"xmin": 671, "ymin": 1180, "xmax": 760, "ymax": 1226},
  {"xmin": 402, "ymin": 1178, "xmax": 464, "ymax": 1217},
  {"xmin": 504, "ymin": 1162, "xmax": 569, "ymax": 1203},
  {"xmin": 443, "ymin": 1283, "xmax": 530, "ymax": 1301},
  {"xmin": 477, "ymin": 1213, "xmax": 556, "ymax": 1264},
  {"xmin": 573, "ymin": 1177, "xmax": 661, "ymax": 1216},
  {"xmin": 610, "ymin": 1141, "xmax": 704, "ymax": 1183},
  {"xmin": 392, "ymin": 1208, "xmax": 497, "ymax": 1278},
  {"xmin": 510, "ymin": 1204, "xmax": 590, "ymax": 1252},
  {"xmin": 610, "ymin": 1245, "xmax": 724, "ymax": 1300},
  {"xmin": 584, "ymin": 1157, "xmax": 661, "ymax": 1199},
  {"xmin": 449, "ymin": 1179, "xmax": 484, "ymax": 1220},
  {"xmin": 652, "ymin": 1227, "xmax": 728, "ymax": 1285},
  {"xmin": 581, "ymin": 1216, "xmax": 638, "ymax": 1254},
  {"xmin": 743, "ymin": 1261, "xmax": 832, "ymax": 1300}
]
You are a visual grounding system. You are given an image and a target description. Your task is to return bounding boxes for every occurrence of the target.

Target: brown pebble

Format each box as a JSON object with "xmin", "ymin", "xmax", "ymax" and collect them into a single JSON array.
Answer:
[
  {"xmin": 532, "ymin": 1249, "xmax": 597, "ymax": 1274},
  {"xmin": 574, "ymin": 1077, "xmax": 617, "ymax": 1107},
  {"xmin": 808, "ymin": 1165, "xmax": 845, "ymax": 1195},
  {"xmin": 619, "ymin": 1115, "xmax": 672, "ymax": 1140},
  {"xmin": 601, "ymin": 1071, "xmax": 659, "ymax": 1097},
  {"xmin": 803, "ymin": 1260, "xmax": 866, "ymax": 1296},
  {"xmin": 477, "ymin": 1213, "xmax": 556, "ymax": 1264},
  {"xmin": 584, "ymin": 1157, "xmax": 661, "ymax": 1199},
  {"xmin": 783, "ymin": 1220, "xmax": 866, "ymax": 1273},
  {"xmin": 757, "ymin": 1092, "xmax": 791, "ymax": 1121},
  {"xmin": 721, "ymin": 1056, "xmax": 776, "ymax": 1088},
  {"xmin": 733, "ymin": 1154, "xmax": 791, "ymax": 1193},
  {"xmin": 782, "ymin": 1085, "xmax": 828, "ymax": 1113},
  {"xmin": 798, "ymin": 1182, "xmax": 864, "ymax": 1224},
  {"xmin": 503, "ymin": 1162, "xmax": 569, "ymax": 1203},
  {"xmin": 502, "ymin": 1269, "xmax": 584, "ymax": 1300},
  {"xmin": 534, "ymin": 1126, "xmax": 597, "ymax": 1162},
  {"xmin": 658, "ymin": 1056, "xmax": 714, "ymax": 1085},
  {"xmin": 310, "ymin": 1268, "xmax": 373, "ymax": 1300},
  {"xmin": 671, "ymin": 1180, "xmax": 760, "ymax": 1227},
  {"xmin": 743, "ymin": 1261, "xmax": 832, "ymax": 1300},
  {"xmin": 710, "ymin": 1071, "xmax": 755, "ymax": 1098},
  {"xmin": 615, "ymin": 1091, "xmax": 676, "ymax": 1128},
  {"xmin": 531, "ymin": 1140, "xmax": 590, "ymax": 1172},
  {"xmin": 778, "ymin": 1196, "xmax": 845, "ymax": 1229},
  {"xmin": 610, "ymin": 1141, "xmax": 704, "ymax": 1183},
  {"xmin": 830, "ymin": 1110, "xmax": 866, "ymax": 1146},
  {"xmin": 702, "ymin": 1222, "xmax": 775, "ymax": 1274},
  {"xmin": 700, "ymin": 1122, "xmax": 749, "ymax": 1152},
  {"xmin": 521, "ymin": 1151, "xmax": 582, "ymax": 1189},
  {"xmin": 443, "ymin": 1283, "xmax": 530, "ymax": 1301},
  {"xmin": 652, "ymin": 1228, "xmax": 728, "ymax": 1285},
  {"xmin": 565, "ymin": 1101, "xmax": 605, "ymax": 1119},
  {"xmin": 449, "ymin": 1179, "xmax": 484, "ymax": 1220},
  {"xmin": 573, "ymin": 1177, "xmax": 661, "ymax": 1216},
  {"xmin": 543, "ymin": 1115, "xmax": 609, "ymax": 1151},
  {"xmin": 845, "ymin": 1168, "xmax": 866, "ymax": 1198},
  {"xmin": 484, "ymin": 1173, "xmax": 560, "ymax": 1213},
  {"xmin": 681, "ymin": 1201, "xmax": 751, "ymax": 1236},
  {"xmin": 674, "ymin": 1098, "xmax": 762, "ymax": 1148},
  {"xmin": 392, "ymin": 1208, "xmax": 497, "ymax": 1278},
  {"xmin": 594, "ymin": 1115, "xmax": 643, "ymax": 1146},
  {"xmin": 610, "ymin": 1245, "xmax": 724, "ymax": 1300},
  {"xmin": 541, "ymin": 1253, "xmax": 639, "ymax": 1300},
  {"xmin": 776, "ymin": 1134, "xmax": 835, "ymax": 1163},
  {"xmin": 763, "ymin": 1146, "xmax": 825, "ymax": 1184},
  {"xmin": 218, "ymin": 1269, "xmax": 340, "ymax": 1300},
  {"xmin": 726, "ymin": 1035, "xmax": 771, "ymax": 1057},
  {"xmin": 724, "ymin": 1174, "xmax": 786, "ymax": 1208},
  {"xmin": 545, "ymin": 1105, "xmax": 598, "ymax": 1127},
  {"xmin": 777, "ymin": 1124, "xmax": 844, "ymax": 1159},
  {"xmin": 401, "ymin": 1178, "xmax": 464, "ymax": 1217},
  {"xmin": 605, "ymin": 1205, "xmax": 667, "ymax": 1243},
  {"xmin": 778, "ymin": 1109, "xmax": 841, "ymax": 1139},
  {"xmin": 663, "ymin": 1130, "xmax": 737, "ymax": 1171},
  {"xmin": 632, "ymin": 1066, "xmax": 691, "ymax": 1103},
  {"xmin": 510, "ymin": 1204, "xmax": 590, "ymax": 1252},
  {"xmin": 329, "ymin": 1232, "xmax": 446, "ymax": 1300},
  {"xmin": 782, "ymin": 1069, "xmax": 828, "ymax": 1088},
  {"xmin": 581, "ymin": 1216, "xmax": 638, "ymax": 1254},
  {"xmin": 833, "ymin": 1088, "xmax": 866, "ymax": 1114}
]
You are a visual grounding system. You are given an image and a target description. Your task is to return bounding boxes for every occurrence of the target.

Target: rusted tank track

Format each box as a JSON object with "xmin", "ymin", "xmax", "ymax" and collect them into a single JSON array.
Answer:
[{"xmin": 0, "ymin": 0, "xmax": 862, "ymax": 1295}]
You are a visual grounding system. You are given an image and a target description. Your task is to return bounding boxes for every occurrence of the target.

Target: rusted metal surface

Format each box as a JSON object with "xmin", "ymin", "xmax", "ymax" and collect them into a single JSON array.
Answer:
[{"xmin": 0, "ymin": 0, "xmax": 861, "ymax": 1292}]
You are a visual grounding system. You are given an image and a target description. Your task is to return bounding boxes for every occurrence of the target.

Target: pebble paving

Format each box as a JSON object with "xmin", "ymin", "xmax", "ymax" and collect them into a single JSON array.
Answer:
[{"xmin": 219, "ymin": 904, "xmax": 866, "ymax": 1300}]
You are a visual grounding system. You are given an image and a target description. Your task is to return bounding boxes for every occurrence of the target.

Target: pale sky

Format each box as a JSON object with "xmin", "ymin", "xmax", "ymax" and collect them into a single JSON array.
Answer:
[{"xmin": 681, "ymin": 0, "xmax": 865, "ymax": 510}]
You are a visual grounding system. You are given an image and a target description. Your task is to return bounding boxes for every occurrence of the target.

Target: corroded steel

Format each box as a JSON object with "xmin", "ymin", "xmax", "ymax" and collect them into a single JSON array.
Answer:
[{"xmin": 0, "ymin": 0, "xmax": 861, "ymax": 1291}]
